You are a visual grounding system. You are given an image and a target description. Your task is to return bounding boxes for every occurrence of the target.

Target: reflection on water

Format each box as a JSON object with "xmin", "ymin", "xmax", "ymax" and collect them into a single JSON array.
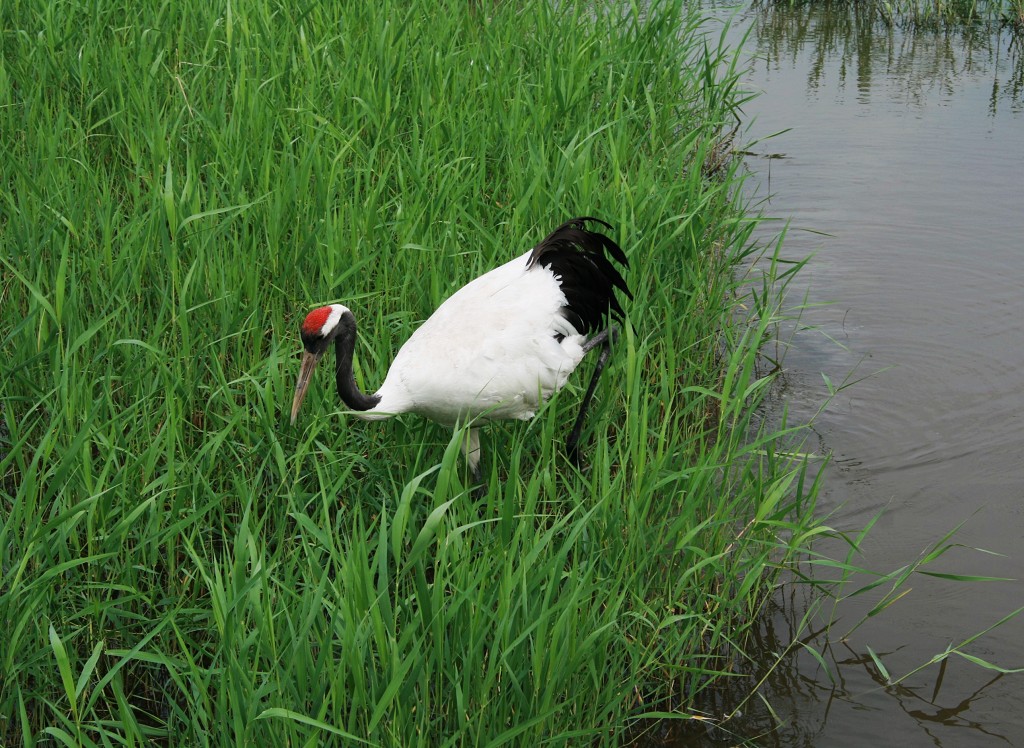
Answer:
[
  {"xmin": 750, "ymin": 0, "xmax": 1024, "ymax": 115},
  {"xmin": 688, "ymin": 2, "xmax": 1024, "ymax": 746}
]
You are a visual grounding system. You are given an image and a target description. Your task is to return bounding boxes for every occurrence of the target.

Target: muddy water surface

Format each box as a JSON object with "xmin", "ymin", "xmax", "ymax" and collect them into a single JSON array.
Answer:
[{"xmin": 696, "ymin": 4, "xmax": 1024, "ymax": 745}]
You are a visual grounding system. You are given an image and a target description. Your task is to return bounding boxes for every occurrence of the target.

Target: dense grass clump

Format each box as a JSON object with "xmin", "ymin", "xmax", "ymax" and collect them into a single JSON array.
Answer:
[{"xmin": 1, "ymin": 0, "xmax": 820, "ymax": 744}]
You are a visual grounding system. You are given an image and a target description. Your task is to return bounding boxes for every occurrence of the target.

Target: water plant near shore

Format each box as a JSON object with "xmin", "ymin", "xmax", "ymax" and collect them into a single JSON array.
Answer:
[
  {"xmin": 879, "ymin": 0, "xmax": 1024, "ymax": 28},
  {"xmin": 763, "ymin": 0, "xmax": 1024, "ymax": 30},
  {"xmin": 1, "ymin": 0, "xmax": 824, "ymax": 743}
]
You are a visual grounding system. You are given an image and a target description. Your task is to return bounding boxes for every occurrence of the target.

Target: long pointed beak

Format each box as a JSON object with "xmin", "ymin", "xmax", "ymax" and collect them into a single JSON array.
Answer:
[{"xmin": 291, "ymin": 350, "xmax": 324, "ymax": 425}]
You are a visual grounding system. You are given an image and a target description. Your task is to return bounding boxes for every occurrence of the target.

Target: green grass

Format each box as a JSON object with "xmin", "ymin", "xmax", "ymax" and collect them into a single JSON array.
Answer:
[{"xmin": 0, "ymin": 0, "xmax": 824, "ymax": 744}]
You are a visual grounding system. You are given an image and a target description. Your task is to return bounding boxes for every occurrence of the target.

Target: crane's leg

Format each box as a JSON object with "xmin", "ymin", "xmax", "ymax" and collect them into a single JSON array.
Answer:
[
  {"xmin": 461, "ymin": 427, "xmax": 483, "ymax": 484},
  {"xmin": 566, "ymin": 325, "xmax": 619, "ymax": 465}
]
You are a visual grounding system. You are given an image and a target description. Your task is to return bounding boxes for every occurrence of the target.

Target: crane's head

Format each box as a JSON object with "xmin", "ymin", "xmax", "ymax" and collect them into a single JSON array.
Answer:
[{"xmin": 290, "ymin": 304, "xmax": 348, "ymax": 425}]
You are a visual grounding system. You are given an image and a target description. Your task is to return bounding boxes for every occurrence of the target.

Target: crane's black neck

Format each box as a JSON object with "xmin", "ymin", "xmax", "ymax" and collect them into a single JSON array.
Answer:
[{"xmin": 333, "ymin": 312, "xmax": 383, "ymax": 412}]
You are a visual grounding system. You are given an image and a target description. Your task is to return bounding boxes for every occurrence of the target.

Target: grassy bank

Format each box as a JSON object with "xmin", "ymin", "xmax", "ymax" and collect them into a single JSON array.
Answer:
[{"xmin": 0, "ymin": 0, "xmax": 821, "ymax": 743}]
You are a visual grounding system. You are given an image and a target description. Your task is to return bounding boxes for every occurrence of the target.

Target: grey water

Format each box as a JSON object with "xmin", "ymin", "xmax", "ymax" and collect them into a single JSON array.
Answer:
[{"xmin": 689, "ymin": 3, "xmax": 1024, "ymax": 746}]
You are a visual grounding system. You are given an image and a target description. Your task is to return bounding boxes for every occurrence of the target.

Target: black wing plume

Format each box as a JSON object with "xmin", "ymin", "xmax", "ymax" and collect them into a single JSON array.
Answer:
[{"xmin": 527, "ymin": 216, "xmax": 631, "ymax": 335}]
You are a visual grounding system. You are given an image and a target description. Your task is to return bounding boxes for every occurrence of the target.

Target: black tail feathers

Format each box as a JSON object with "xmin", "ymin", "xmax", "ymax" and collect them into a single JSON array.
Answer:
[{"xmin": 527, "ymin": 217, "xmax": 631, "ymax": 335}]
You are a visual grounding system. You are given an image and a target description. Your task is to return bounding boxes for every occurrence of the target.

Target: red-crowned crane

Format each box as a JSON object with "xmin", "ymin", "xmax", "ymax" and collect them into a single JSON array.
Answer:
[{"xmin": 290, "ymin": 216, "xmax": 630, "ymax": 482}]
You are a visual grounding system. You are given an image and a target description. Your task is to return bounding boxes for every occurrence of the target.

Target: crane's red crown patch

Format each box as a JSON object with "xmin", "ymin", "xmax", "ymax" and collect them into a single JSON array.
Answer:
[{"xmin": 302, "ymin": 307, "xmax": 332, "ymax": 335}]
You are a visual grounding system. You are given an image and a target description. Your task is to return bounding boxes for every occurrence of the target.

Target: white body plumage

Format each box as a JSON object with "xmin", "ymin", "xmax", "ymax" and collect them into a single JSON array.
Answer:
[{"xmin": 368, "ymin": 249, "xmax": 586, "ymax": 424}]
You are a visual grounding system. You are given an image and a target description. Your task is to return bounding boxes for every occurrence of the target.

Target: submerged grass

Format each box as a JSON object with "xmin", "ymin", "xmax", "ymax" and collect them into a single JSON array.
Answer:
[{"xmin": 1, "ymin": 0, "xmax": 823, "ymax": 743}]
